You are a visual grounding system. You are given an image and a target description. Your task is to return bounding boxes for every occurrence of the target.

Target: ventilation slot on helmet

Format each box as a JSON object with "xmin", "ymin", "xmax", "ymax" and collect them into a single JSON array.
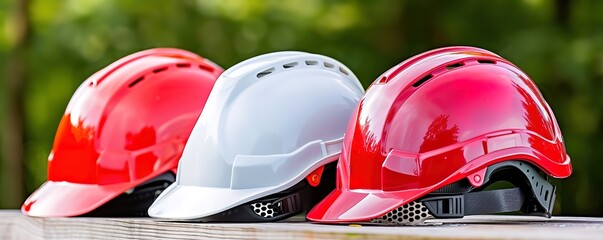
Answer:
[
  {"xmin": 176, "ymin": 63, "xmax": 191, "ymax": 68},
  {"xmin": 412, "ymin": 74, "xmax": 432, "ymax": 87},
  {"xmin": 305, "ymin": 60, "xmax": 318, "ymax": 66},
  {"xmin": 370, "ymin": 201, "xmax": 432, "ymax": 225},
  {"xmin": 128, "ymin": 76, "xmax": 145, "ymax": 88},
  {"xmin": 446, "ymin": 62, "xmax": 464, "ymax": 70},
  {"xmin": 477, "ymin": 59, "xmax": 496, "ymax": 64},
  {"xmin": 283, "ymin": 62, "xmax": 298, "ymax": 69},
  {"xmin": 256, "ymin": 68, "xmax": 275, "ymax": 78},
  {"xmin": 152, "ymin": 67, "xmax": 168, "ymax": 73},
  {"xmin": 199, "ymin": 64, "xmax": 214, "ymax": 72},
  {"xmin": 338, "ymin": 66, "xmax": 349, "ymax": 76},
  {"xmin": 323, "ymin": 62, "xmax": 335, "ymax": 68}
]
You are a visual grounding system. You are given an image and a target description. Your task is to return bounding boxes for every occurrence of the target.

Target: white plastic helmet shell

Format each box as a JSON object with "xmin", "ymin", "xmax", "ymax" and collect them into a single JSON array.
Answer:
[{"xmin": 148, "ymin": 51, "xmax": 364, "ymax": 220}]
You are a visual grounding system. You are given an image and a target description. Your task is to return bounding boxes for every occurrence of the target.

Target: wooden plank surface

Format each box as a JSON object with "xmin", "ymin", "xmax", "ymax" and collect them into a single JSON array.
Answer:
[{"xmin": 1, "ymin": 210, "xmax": 603, "ymax": 240}]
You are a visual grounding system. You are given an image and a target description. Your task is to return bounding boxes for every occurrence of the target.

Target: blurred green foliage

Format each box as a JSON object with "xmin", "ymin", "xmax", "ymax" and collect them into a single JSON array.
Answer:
[{"xmin": 1, "ymin": 0, "xmax": 603, "ymax": 216}]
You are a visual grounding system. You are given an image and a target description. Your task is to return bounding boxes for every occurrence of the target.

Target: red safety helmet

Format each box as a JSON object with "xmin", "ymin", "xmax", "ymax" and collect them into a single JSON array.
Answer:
[
  {"xmin": 307, "ymin": 46, "xmax": 572, "ymax": 225},
  {"xmin": 22, "ymin": 48, "xmax": 223, "ymax": 217}
]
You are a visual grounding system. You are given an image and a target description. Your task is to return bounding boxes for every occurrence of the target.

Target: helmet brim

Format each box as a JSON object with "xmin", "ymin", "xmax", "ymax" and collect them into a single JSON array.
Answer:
[
  {"xmin": 307, "ymin": 187, "xmax": 431, "ymax": 223},
  {"xmin": 148, "ymin": 183, "xmax": 276, "ymax": 220},
  {"xmin": 21, "ymin": 180, "xmax": 132, "ymax": 217}
]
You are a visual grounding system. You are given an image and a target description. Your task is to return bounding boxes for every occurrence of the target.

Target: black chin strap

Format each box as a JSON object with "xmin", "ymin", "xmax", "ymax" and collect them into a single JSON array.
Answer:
[
  {"xmin": 465, "ymin": 187, "xmax": 525, "ymax": 215},
  {"xmin": 422, "ymin": 187, "xmax": 526, "ymax": 218},
  {"xmin": 420, "ymin": 161, "xmax": 556, "ymax": 218}
]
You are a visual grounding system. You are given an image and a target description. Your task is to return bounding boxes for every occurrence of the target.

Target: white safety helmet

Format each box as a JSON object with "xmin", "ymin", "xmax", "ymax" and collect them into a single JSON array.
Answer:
[{"xmin": 148, "ymin": 51, "xmax": 364, "ymax": 221}]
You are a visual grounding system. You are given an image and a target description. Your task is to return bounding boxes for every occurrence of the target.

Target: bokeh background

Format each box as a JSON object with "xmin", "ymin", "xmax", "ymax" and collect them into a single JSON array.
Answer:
[{"xmin": 0, "ymin": 0, "xmax": 602, "ymax": 216}]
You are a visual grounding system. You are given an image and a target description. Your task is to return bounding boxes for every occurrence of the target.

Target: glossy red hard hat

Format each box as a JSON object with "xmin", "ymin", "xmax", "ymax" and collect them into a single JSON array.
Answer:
[
  {"xmin": 22, "ymin": 48, "xmax": 223, "ymax": 217},
  {"xmin": 307, "ymin": 46, "xmax": 571, "ymax": 223}
]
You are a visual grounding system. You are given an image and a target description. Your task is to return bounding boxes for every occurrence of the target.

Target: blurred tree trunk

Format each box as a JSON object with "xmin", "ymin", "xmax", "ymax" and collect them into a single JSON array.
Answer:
[
  {"xmin": 1, "ymin": 0, "xmax": 29, "ymax": 208},
  {"xmin": 555, "ymin": 0, "xmax": 570, "ymax": 29}
]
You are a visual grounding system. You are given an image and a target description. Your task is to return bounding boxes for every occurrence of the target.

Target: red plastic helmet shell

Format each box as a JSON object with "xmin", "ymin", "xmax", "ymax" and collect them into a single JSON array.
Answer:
[
  {"xmin": 22, "ymin": 48, "xmax": 223, "ymax": 217},
  {"xmin": 307, "ymin": 46, "xmax": 572, "ymax": 223}
]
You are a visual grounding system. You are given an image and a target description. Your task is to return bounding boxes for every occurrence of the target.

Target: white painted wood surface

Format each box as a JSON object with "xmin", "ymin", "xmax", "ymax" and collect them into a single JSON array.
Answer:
[{"xmin": 1, "ymin": 210, "xmax": 602, "ymax": 239}]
